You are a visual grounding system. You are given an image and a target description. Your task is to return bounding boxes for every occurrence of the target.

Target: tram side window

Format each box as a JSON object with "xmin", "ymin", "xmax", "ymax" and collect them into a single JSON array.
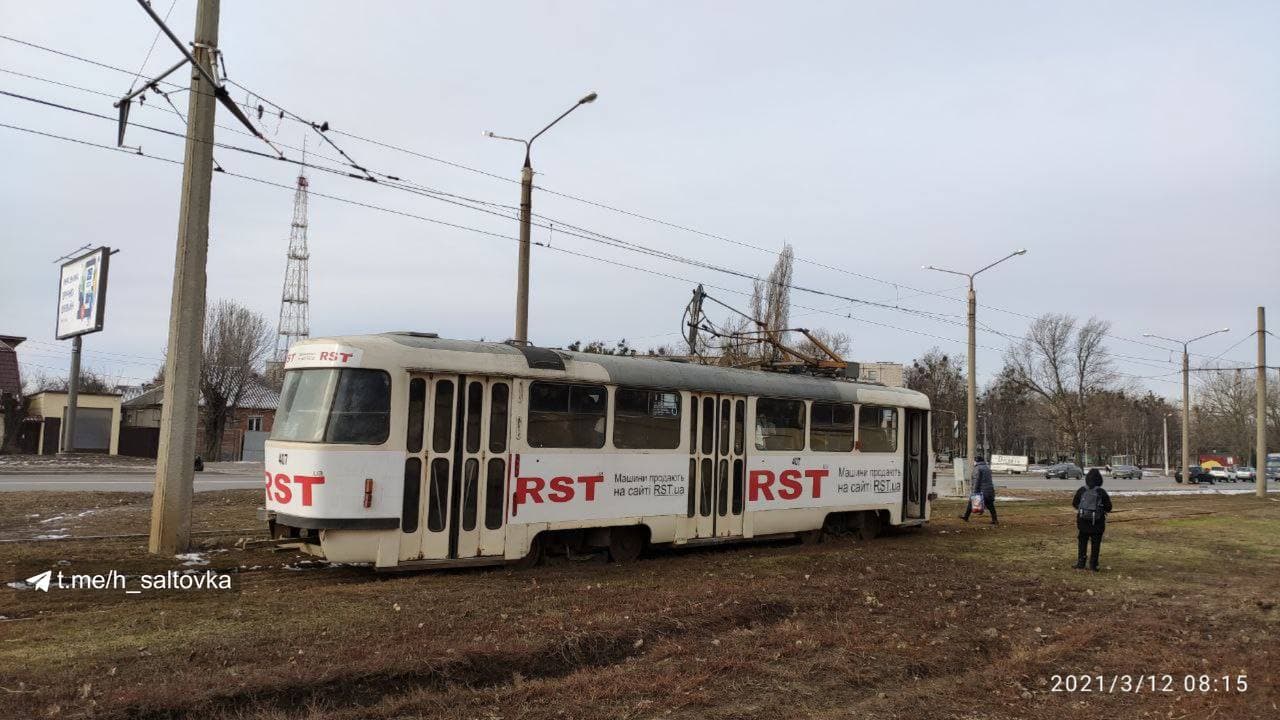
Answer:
[
  {"xmin": 528, "ymin": 382, "xmax": 607, "ymax": 448},
  {"xmin": 614, "ymin": 388, "xmax": 682, "ymax": 449},
  {"xmin": 810, "ymin": 402, "xmax": 855, "ymax": 452},
  {"xmin": 754, "ymin": 398, "xmax": 806, "ymax": 451},
  {"xmin": 858, "ymin": 405, "xmax": 899, "ymax": 453}
]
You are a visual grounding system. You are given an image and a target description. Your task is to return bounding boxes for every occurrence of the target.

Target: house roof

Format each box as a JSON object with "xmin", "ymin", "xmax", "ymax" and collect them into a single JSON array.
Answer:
[{"xmin": 124, "ymin": 379, "xmax": 279, "ymax": 410}]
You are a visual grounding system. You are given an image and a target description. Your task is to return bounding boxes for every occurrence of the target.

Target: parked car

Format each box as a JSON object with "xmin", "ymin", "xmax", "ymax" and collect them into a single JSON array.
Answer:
[
  {"xmin": 1208, "ymin": 466, "xmax": 1231, "ymax": 482},
  {"xmin": 1175, "ymin": 465, "xmax": 1214, "ymax": 484},
  {"xmin": 1045, "ymin": 463, "xmax": 1083, "ymax": 480},
  {"xmin": 1233, "ymin": 466, "xmax": 1256, "ymax": 482},
  {"xmin": 1110, "ymin": 464, "xmax": 1143, "ymax": 479}
]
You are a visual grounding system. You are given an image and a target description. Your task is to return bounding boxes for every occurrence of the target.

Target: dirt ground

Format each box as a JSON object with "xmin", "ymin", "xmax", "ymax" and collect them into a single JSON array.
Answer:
[{"xmin": 1, "ymin": 490, "xmax": 1277, "ymax": 720}]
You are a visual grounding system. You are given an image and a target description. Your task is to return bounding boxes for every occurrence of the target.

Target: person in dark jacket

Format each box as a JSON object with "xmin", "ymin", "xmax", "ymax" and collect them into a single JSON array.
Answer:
[
  {"xmin": 1072, "ymin": 468, "xmax": 1113, "ymax": 571},
  {"xmin": 959, "ymin": 455, "xmax": 997, "ymax": 525}
]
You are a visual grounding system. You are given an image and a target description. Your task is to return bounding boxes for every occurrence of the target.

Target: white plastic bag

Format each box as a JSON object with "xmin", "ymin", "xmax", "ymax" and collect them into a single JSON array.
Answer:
[{"xmin": 969, "ymin": 493, "xmax": 985, "ymax": 514}]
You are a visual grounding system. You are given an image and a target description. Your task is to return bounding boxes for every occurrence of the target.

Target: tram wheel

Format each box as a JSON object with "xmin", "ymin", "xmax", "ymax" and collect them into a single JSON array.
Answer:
[
  {"xmin": 513, "ymin": 534, "xmax": 544, "ymax": 569},
  {"xmin": 798, "ymin": 529, "xmax": 824, "ymax": 545},
  {"xmin": 856, "ymin": 511, "xmax": 883, "ymax": 541},
  {"xmin": 608, "ymin": 527, "xmax": 645, "ymax": 563}
]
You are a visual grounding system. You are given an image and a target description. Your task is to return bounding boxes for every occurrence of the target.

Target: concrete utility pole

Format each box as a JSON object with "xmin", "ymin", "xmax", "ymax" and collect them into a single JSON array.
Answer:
[
  {"xmin": 61, "ymin": 335, "xmax": 82, "ymax": 453},
  {"xmin": 1257, "ymin": 307, "xmax": 1267, "ymax": 498},
  {"xmin": 150, "ymin": 0, "xmax": 219, "ymax": 555},
  {"xmin": 486, "ymin": 92, "xmax": 597, "ymax": 345},
  {"xmin": 924, "ymin": 249, "xmax": 1027, "ymax": 470},
  {"xmin": 1144, "ymin": 327, "xmax": 1229, "ymax": 486},
  {"xmin": 515, "ymin": 163, "xmax": 533, "ymax": 344}
]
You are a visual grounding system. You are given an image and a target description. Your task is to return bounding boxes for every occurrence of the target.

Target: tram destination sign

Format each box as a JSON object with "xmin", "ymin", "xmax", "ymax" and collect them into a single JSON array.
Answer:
[{"xmin": 55, "ymin": 246, "xmax": 111, "ymax": 340}]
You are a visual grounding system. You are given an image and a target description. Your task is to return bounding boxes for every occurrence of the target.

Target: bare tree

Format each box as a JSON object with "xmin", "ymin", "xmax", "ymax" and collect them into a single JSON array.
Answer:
[
  {"xmin": 1194, "ymin": 368, "xmax": 1260, "ymax": 462},
  {"xmin": 793, "ymin": 328, "xmax": 850, "ymax": 361},
  {"xmin": 200, "ymin": 300, "xmax": 274, "ymax": 459},
  {"xmin": 31, "ymin": 367, "xmax": 117, "ymax": 394},
  {"xmin": 1004, "ymin": 314, "xmax": 1115, "ymax": 464},
  {"xmin": 905, "ymin": 348, "xmax": 966, "ymax": 457},
  {"xmin": 750, "ymin": 243, "xmax": 794, "ymax": 361}
]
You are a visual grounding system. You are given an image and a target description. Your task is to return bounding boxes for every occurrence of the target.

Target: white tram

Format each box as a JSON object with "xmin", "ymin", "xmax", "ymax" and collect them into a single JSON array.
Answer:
[{"xmin": 260, "ymin": 332, "xmax": 936, "ymax": 570}]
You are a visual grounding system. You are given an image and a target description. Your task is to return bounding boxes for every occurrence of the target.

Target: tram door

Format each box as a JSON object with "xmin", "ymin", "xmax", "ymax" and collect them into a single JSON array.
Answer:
[
  {"xmin": 689, "ymin": 394, "xmax": 747, "ymax": 539},
  {"xmin": 400, "ymin": 374, "xmax": 511, "ymax": 561},
  {"xmin": 903, "ymin": 409, "xmax": 928, "ymax": 520}
]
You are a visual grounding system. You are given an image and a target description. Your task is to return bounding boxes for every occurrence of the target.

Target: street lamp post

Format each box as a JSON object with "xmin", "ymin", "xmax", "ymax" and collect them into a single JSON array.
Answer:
[
  {"xmin": 924, "ymin": 249, "xmax": 1027, "ymax": 484},
  {"xmin": 487, "ymin": 91, "xmax": 598, "ymax": 346},
  {"xmin": 1143, "ymin": 328, "xmax": 1229, "ymax": 484},
  {"xmin": 1163, "ymin": 412, "xmax": 1172, "ymax": 478}
]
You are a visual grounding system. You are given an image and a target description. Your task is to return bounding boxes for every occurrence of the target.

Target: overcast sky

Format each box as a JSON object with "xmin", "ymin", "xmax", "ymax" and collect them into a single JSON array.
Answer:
[{"xmin": 2, "ymin": 1, "xmax": 1276, "ymax": 396}]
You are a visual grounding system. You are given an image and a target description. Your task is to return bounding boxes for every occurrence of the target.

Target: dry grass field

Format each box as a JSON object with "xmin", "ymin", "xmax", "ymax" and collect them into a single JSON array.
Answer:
[{"xmin": 2, "ymin": 489, "xmax": 1277, "ymax": 719}]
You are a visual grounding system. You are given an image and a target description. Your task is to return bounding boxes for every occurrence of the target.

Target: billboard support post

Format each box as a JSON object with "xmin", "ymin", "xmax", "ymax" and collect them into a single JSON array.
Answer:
[{"xmin": 61, "ymin": 336, "xmax": 82, "ymax": 454}]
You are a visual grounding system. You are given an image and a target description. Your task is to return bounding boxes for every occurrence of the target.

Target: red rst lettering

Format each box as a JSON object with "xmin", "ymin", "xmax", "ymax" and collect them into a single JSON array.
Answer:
[
  {"xmin": 804, "ymin": 469, "xmax": 828, "ymax": 499},
  {"xmin": 548, "ymin": 476, "xmax": 575, "ymax": 503},
  {"xmin": 272, "ymin": 473, "xmax": 292, "ymax": 504},
  {"xmin": 578, "ymin": 474, "xmax": 603, "ymax": 501},
  {"xmin": 292, "ymin": 474, "xmax": 325, "ymax": 506},
  {"xmin": 777, "ymin": 469, "xmax": 803, "ymax": 500},
  {"xmin": 748, "ymin": 470, "xmax": 775, "ymax": 501},
  {"xmin": 513, "ymin": 476, "xmax": 544, "ymax": 512}
]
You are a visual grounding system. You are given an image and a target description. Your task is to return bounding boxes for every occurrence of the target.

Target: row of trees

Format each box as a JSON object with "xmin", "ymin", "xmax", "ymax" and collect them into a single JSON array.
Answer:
[{"xmin": 906, "ymin": 314, "xmax": 1279, "ymax": 467}]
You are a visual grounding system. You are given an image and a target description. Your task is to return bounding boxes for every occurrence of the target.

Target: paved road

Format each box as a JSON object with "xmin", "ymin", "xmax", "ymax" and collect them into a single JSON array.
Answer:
[
  {"xmin": 0, "ymin": 471, "xmax": 263, "ymax": 492},
  {"xmin": 939, "ymin": 470, "xmax": 1274, "ymax": 494}
]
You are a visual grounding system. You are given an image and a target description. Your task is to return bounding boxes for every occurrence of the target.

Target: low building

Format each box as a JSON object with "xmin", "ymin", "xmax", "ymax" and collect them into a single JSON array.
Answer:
[
  {"xmin": 856, "ymin": 361, "xmax": 904, "ymax": 388},
  {"xmin": 26, "ymin": 390, "xmax": 123, "ymax": 455},
  {"xmin": 122, "ymin": 380, "xmax": 278, "ymax": 461}
]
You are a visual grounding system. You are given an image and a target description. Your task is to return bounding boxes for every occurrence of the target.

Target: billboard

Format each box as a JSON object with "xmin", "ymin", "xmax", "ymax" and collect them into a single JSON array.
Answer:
[{"xmin": 55, "ymin": 247, "xmax": 111, "ymax": 340}]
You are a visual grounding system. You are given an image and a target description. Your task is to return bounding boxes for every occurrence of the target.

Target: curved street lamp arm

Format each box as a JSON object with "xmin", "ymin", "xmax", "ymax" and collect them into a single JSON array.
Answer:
[
  {"xmin": 973, "ymin": 249, "xmax": 1027, "ymax": 278},
  {"xmin": 923, "ymin": 265, "xmax": 972, "ymax": 281},
  {"xmin": 1187, "ymin": 328, "xmax": 1230, "ymax": 347}
]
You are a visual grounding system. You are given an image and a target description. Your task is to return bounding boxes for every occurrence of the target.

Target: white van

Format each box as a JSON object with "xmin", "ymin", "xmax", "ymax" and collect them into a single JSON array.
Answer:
[{"xmin": 989, "ymin": 454, "xmax": 1029, "ymax": 474}]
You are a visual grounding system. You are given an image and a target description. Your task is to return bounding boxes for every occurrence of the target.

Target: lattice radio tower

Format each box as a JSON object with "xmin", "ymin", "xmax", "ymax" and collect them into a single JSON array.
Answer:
[{"xmin": 274, "ymin": 143, "xmax": 311, "ymax": 362}]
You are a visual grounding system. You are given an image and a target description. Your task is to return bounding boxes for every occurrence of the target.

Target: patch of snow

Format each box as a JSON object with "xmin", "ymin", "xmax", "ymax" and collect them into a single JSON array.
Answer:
[
  {"xmin": 6, "ymin": 581, "xmax": 32, "ymax": 590},
  {"xmin": 38, "ymin": 515, "xmax": 66, "ymax": 524},
  {"xmin": 1109, "ymin": 487, "xmax": 1279, "ymax": 498},
  {"xmin": 33, "ymin": 533, "xmax": 69, "ymax": 540},
  {"xmin": 175, "ymin": 552, "xmax": 209, "ymax": 566},
  {"xmin": 995, "ymin": 496, "xmax": 1031, "ymax": 502}
]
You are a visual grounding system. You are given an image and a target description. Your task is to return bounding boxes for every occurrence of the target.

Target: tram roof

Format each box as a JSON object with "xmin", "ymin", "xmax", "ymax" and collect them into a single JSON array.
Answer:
[{"xmin": 309, "ymin": 333, "xmax": 929, "ymax": 408}]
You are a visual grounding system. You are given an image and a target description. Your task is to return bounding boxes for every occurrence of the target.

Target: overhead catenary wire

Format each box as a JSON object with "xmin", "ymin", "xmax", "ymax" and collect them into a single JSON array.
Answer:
[
  {"xmin": 124, "ymin": 0, "xmax": 179, "ymax": 95},
  {"xmin": 1, "ymin": 36, "xmax": 1256, "ymax": 371},
  {"xmin": 1, "ymin": 88, "xmax": 1061, "ymax": 350}
]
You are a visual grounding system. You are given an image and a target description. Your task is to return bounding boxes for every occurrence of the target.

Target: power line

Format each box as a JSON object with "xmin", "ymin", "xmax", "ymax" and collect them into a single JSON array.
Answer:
[
  {"xmin": 0, "ymin": 33, "xmax": 1260, "ymax": 369},
  {"xmin": 0, "ymin": 120, "xmax": 1193, "ymax": 387},
  {"xmin": 0, "ymin": 88, "xmax": 1028, "ymax": 345}
]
